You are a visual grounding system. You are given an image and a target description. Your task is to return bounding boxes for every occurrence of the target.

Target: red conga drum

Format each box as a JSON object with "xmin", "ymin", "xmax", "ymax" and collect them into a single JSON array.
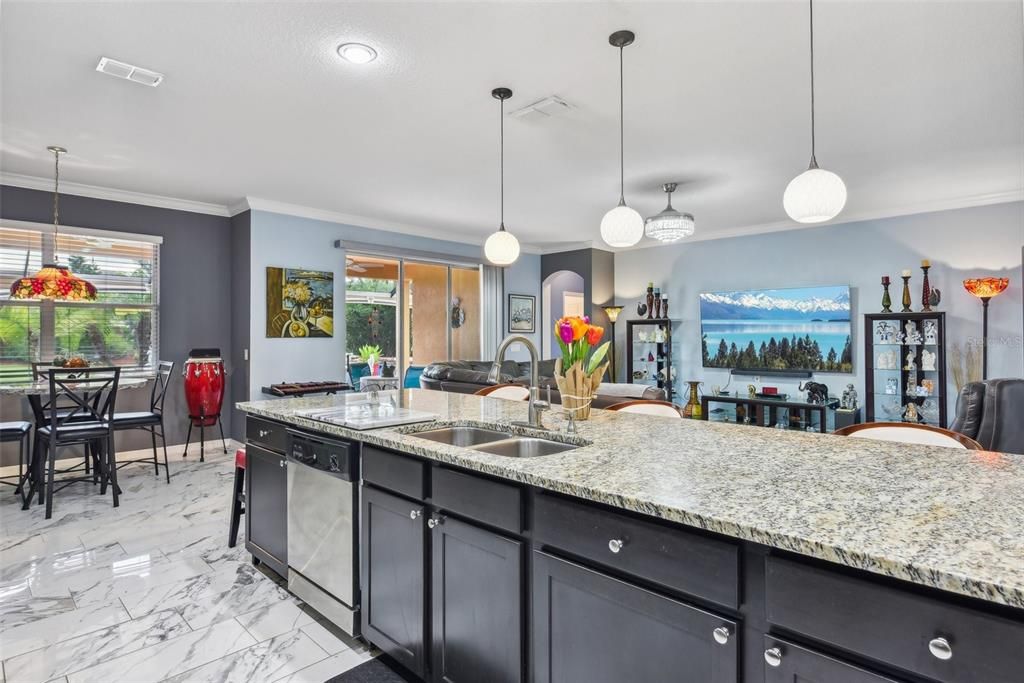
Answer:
[{"xmin": 183, "ymin": 348, "xmax": 225, "ymax": 426}]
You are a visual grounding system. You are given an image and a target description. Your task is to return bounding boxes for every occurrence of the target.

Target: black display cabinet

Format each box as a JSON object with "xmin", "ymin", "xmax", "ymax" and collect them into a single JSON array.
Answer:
[
  {"xmin": 864, "ymin": 312, "xmax": 947, "ymax": 427},
  {"xmin": 625, "ymin": 319, "xmax": 677, "ymax": 402}
]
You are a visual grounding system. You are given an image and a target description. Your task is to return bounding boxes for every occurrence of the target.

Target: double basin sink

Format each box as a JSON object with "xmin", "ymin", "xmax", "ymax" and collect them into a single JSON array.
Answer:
[{"xmin": 407, "ymin": 425, "xmax": 583, "ymax": 457}]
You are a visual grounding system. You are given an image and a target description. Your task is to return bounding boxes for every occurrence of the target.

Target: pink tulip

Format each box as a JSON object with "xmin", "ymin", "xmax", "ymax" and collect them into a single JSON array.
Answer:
[{"xmin": 559, "ymin": 321, "xmax": 574, "ymax": 344}]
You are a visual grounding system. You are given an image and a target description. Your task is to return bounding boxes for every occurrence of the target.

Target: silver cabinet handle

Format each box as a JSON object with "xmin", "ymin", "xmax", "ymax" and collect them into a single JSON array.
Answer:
[
  {"xmin": 279, "ymin": 459, "xmax": 286, "ymax": 468},
  {"xmin": 608, "ymin": 539, "xmax": 624, "ymax": 553},
  {"xmin": 427, "ymin": 515, "xmax": 445, "ymax": 529},
  {"xmin": 409, "ymin": 510, "xmax": 421, "ymax": 520},
  {"xmin": 259, "ymin": 429, "xmax": 270, "ymax": 438},
  {"xmin": 764, "ymin": 647, "xmax": 783, "ymax": 667},
  {"xmin": 928, "ymin": 637, "xmax": 953, "ymax": 660},
  {"xmin": 712, "ymin": 626, "xmax": 731, "ymax": 645}
]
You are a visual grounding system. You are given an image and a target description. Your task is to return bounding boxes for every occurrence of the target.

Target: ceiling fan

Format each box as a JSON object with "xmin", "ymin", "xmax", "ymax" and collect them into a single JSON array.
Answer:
[{"xmin": 345, "ymin": 257, "xmax": 383, "ymax": 274}]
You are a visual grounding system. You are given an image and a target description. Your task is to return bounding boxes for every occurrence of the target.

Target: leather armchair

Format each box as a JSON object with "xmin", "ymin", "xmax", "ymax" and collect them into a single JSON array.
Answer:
[{"xmin": 951, "ymin": 379, "xmax": 1024, "ymax": 455}]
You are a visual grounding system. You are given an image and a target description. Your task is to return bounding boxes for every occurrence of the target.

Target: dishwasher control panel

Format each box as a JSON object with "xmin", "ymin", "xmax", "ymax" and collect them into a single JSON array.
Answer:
[{"xmin": 288, "ymin": 431, "xmax": 356, "ymax": 480}]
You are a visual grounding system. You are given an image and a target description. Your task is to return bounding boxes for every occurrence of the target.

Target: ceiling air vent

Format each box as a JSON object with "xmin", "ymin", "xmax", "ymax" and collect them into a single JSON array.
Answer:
[
  {"xmin": 96, "ymin": 57, "xmax": 164, "ymax": 87},
  {"xmin": 508, "ymin": 95, "xmax": 574, "ymax": 120}
]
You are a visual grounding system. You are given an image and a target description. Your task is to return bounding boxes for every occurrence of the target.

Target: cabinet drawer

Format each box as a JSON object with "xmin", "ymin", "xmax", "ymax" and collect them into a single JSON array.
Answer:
[
  {"xmin": 533, "ymin": 493, "xmax": 739, "ymax": 608},
  {"xmin": 431, "ymin": 466, "xmax": 522, "ymax": 534},
  {"xmin": 765, "ymin": 555, "xmax": 1024, "ymax": 683},
  {"xmin": 362, "ymin": 446, "xmax": 425, "ymax": 500},
  {"xmin": 246, "ymin": 416, "xmax": 288, "ymax": 454},
  {"xmin": 763, "ymin": 636, "xmax": 902, "ymax": 683}
]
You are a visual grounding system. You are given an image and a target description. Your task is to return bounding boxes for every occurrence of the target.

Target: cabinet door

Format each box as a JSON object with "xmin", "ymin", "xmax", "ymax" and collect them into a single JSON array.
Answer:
[
  {"xmin": 245, "ymin": 444, "xmax": 287, "ymax": 576},
  {"xmin": 764, "ymin": 636, "xmax": 903, "ymax": 683},
  {"xmin": 533, "ymin": 550, "xmax": 738, "ymax": 683},
  {"xmin": 361, "ymin": 485, "xmax": 427, "ymax": 678},
  {"xmin": 431, "ymin": 516, "xmax": 523, "ymax": 683}
]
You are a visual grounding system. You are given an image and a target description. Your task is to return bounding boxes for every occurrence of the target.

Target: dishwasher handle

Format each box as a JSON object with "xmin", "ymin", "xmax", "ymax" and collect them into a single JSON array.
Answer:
[{"xmin": 287, "ymin": 429, "xmax": 357, "ymax": 480}]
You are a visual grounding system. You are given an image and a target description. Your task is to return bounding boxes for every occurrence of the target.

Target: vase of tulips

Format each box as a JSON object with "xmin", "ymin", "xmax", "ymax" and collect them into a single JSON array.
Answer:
[{"xmin": 554, "ymin": 315, "xmax": 610, "ymax": 420}]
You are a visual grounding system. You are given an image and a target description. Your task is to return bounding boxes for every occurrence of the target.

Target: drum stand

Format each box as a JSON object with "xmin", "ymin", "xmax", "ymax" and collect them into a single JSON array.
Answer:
[{"xmin": 183, "ymin": 407, "xmax": 227, "ymax": 462}]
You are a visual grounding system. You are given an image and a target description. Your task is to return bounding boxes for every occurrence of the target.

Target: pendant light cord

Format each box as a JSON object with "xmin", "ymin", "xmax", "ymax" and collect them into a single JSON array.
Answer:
[
  {"xmin": 808, "ymin": 0, "xmax": 818, "ymax": 168},
  {"xmin": 52, "ymin": 148, "xmax": 61, "ymax": 263},
  {"xmin": 499, "ymin": 95, "xmax": 505, "ymax": 230},
  {"xmin": 618, "ymin": 44, "xmax": 625, "ymax": 203}
]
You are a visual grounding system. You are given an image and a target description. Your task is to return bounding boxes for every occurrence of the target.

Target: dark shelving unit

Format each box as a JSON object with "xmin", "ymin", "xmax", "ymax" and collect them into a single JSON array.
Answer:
[
  {"xmin": 864, "ymin": 311, "xmax": 947, "ymax": 427},
  {"xmin": 625, "ymin": 318, "xmax": 678, "ymax": 402}
]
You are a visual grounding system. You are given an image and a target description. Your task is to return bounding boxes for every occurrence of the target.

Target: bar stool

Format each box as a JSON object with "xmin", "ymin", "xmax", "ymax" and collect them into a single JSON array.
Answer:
[
  {"xmin": 228, "ymin": 448, "xmax": 246, "ymax": 547},
  {"xmin": 0, "ymin": 421, "xmax": 31, "ymax": 498}
]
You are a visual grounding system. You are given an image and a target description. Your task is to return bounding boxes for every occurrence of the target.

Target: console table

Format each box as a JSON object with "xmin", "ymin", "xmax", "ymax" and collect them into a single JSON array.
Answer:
[{"xmin": 701, "ymin": 394, "xmax": 839, "ymax": 433}]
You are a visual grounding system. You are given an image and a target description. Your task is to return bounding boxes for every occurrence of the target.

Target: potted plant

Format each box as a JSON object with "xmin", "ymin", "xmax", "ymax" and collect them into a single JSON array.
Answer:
[
  {"xmin": 554, "ymin": 316, "xmax": 610, "ymax": 420},
  {"xmin": 358, "ymin": 344, "xmax": 382, "ymax": 376}
]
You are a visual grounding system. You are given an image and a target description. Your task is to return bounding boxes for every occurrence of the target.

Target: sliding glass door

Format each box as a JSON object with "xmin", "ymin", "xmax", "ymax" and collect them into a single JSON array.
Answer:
[{"xmin": 345, "ymin": 252, "xmax": 481, "ymax": 383}]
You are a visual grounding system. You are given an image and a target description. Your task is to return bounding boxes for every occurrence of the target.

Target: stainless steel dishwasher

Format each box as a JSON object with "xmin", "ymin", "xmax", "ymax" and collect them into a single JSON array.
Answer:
[{"xmin": 286, "ymin": 429, "xmax": 360, "ymax": 636}]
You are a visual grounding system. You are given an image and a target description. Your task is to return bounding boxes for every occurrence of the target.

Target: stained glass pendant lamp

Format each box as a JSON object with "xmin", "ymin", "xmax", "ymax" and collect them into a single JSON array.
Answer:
[
  {"xmin": 483, "ymin": 87, "xmax": 521, "ymax": 266},
  {"xmin": 645, "ymin": 183, "xmax": 695, "ymax": 242},
  {"xmin": 783, "ymin": 0, "xmax": 847, "ymax": 223},
  {"xmin": 9, "ymin": 146, "xmax": 98, "ymax": 301},
  {"xmin": 600, "ymin": 30, "xmax": 644, "ymax": 248}
]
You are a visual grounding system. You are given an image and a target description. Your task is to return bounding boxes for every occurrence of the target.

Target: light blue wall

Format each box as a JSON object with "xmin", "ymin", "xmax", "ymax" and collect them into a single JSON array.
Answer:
[
  {"xmin": 614, "ymin": 201, "xmax": 1024, "ymax": 414},
  {"xmin": 502, "ymin": 251, "xmax": 542, "ymax": 361},
  {"xmin": 248, "ymin": 210, "xmax": 541, "ymax": 396}
]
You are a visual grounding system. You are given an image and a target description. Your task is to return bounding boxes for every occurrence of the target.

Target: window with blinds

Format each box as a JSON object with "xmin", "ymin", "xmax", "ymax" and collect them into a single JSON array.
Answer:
[{"xmin": 0, "ymin": 224, "xmax": 160, "ymax": 382}]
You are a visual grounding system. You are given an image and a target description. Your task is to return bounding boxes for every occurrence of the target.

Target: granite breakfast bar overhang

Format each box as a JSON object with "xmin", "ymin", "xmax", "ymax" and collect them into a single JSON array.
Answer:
[{"xmin": 238, "ymin": 389, "xmax": 1024, "ymax": 682}]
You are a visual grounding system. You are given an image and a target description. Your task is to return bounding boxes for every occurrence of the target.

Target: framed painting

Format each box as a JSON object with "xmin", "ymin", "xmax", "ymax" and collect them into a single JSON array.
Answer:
[
  {"xmin": 507, "ymin": 293, "xmax": 536, "ymax": 334},
  {"xmin": 266, "ymin": 266, "xmax": 335, "ymax": 338}
]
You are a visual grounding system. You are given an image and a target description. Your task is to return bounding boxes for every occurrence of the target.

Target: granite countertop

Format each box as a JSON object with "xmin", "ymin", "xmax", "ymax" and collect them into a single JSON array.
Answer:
[{"xmin": 238, "ymin": 389, "xmax": 1024, "ymax": 609}]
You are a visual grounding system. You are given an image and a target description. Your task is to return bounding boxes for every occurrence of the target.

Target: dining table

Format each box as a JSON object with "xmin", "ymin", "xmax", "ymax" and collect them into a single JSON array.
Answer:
[{"xmin": 0, "ymin": 374, "xmax": 153, "ymax": 505}]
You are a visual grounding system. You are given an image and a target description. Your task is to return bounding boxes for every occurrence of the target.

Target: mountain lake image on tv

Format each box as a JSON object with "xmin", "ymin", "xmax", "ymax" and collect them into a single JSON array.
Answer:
[{"xmin": 700, "ymin": 285, "xmax": 853, "ymax": 373}]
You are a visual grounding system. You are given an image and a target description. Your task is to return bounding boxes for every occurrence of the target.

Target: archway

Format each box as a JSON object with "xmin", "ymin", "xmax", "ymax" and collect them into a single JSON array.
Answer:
[{"xmin": 541, "ymin": 270, "xmax": 586, "ymax": 359}]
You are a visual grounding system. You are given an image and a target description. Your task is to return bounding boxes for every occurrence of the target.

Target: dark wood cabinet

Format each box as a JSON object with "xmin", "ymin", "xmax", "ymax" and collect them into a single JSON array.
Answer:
[
  {"xmin": 361, "ymin": 485, "xmax": 428, "ymax": 678},
  {"xmin": 430, "ymin": 515, "xmax": 523, "ymax": 683},
  {"xmin": 532, "ymin": 550, "xmax": 738, "ymax": 683},
  {"xmin": 245, "ymin": 443, "xmax": 288, "ymax": 576},
  {"xmin": 763, "ymin": 636, "xmax": 902, "ymax": 683}
]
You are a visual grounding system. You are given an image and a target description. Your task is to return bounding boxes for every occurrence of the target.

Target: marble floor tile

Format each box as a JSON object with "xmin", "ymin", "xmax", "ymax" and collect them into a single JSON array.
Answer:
[
  {"xmin": 0, "ymin": 593, "xmax": 76, "ymax": 631},
  {"xmin": 161, "ymin": 629, "xmax": 330, "ymax": 683},
  {"xmin": 28, "ymin": 550, "xmax": 170, "ymax": 599},
  {"xmin": 300, "ymin": 618, "xmax": 369, "ymax": 656},
  {"xmin": 0, "ymin": 601, "xmax": 130, "ymax": 661},
  {"xmin": 271, "ymin": 647, "xmax": 375, "ymax": 683},
  {"xmin": 235, "ymin": 597, "xmax": 316, "ymax": 642},
  {"xmin": 64, "ymin": 618, "xmax": 255, "ymax": 683},
  {"xmin": 0, "ymin": 541, "xmax": 128, "ymax": 585},
  {"xmin": 4, "ymin": 609, "xmax": 190, "ymax": 683},
  {"xmin": 67, "ymin": 555, "xmax": 211, "ymax": 607}
]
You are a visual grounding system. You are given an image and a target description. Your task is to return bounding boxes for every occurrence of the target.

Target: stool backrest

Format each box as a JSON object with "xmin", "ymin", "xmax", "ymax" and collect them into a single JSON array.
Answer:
[
  {"xmin": 833, "ymin": 422, "xmax": 982, "ymax": 450},
  {"xmin": 46, "ymin": 367, "xmax": 121, "ymax": 432},
  {"xmin": 605, "ymin": 400, "xmax": 685, "ymax": 418},
  {"xmin": 475, "ymin": 384, "xmax": 531, "ymax": 400},
  {"xmin": 150, "ymin": 361, "xmax": 175, "ymax": 414}
]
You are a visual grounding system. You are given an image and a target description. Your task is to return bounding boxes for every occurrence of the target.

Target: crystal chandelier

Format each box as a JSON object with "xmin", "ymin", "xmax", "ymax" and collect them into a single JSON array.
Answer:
[{"xmin": 645, "ymin": 183, "xmax": 695, "ymax": 242}]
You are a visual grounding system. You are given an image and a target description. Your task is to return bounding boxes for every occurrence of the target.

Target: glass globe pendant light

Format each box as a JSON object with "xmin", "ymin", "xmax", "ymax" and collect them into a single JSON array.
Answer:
[
  {"xmin": 645, "ymin": 183, "xmax": 695, "ymax": 242},
  {"xmin": 483, "ymin": 87, "xmax": 521, "ymax": 266},
  {"xmin": 783, "ymin": 0, "xmax": 847, "ymax": 224},
  {"xmin": 8, "ymin": 146, "xmax": 98, "ymax": 301},
  {"xmin": 600, "ymin": 30, "xmax": 644, "ymax": 248}
]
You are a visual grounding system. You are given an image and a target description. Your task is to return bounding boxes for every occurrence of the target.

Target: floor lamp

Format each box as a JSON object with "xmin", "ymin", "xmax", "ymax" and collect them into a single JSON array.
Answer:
[
  {"xmin": 602, "ymin": 305, "xmax": 624, "ymax": 382},
  {"xmin": 963, "ymin": 278, "xmax": 1009, "ymax": 379}
]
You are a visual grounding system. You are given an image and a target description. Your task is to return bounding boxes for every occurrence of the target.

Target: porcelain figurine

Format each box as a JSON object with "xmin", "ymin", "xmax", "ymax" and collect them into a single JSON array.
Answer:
[
  {"xmin": 903, "ymin": 321, "xmax": 922, "ymax": 345},
  {"xmin": 876, "ymin": 321, "xmax": 896, "ymax": 344},
  {"xmin": 902, "ymin": 402, "xmax": 920, "ymax": 423},
  {"xmin": 921, "ymin": 348, "xmax": 937, "ymax": 371},
  {"xmin": 923, "ymin": 320, "xmax": 938, "ymax": 345},
  {"xmin": 876, "ymin": 349, "xmax": 897, "ymax": 369},
  {"xmin": 904, "ymin": 348, "xmax": 917, "ymax": 371},
  {"xmin": 840, "ymin": 383, "xmax": 858, "ymax": 410},
  {"xmin": 885, "ymin": 377, "xmax": 899, "ymax": 395},
  {"xmin": 906, "ymin": 372, "xmax": 918, "ymax": 394}
]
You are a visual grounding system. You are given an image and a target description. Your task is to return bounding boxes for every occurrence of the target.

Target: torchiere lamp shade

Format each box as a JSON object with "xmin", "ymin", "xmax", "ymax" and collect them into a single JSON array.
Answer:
[
  {"xmin": 602, "ymin": 306, "xmax": 624, "ymax": 323},
  {"xmin": 963, "ymin": 278, "xmax": 1009, "ymax": 300}
]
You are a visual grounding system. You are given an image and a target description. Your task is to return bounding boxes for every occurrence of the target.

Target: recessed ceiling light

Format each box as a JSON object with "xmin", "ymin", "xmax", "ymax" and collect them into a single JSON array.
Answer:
[
  {"xmin": 336, "ymin": 43, "xmax": 378, "ymax": 64},
  {"xmin": 95, "ymin": 57, "xmax": 164, "ymax": 87}
]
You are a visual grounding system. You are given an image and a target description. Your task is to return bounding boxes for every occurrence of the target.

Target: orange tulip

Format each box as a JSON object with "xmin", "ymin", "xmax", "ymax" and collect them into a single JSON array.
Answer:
[
  {"xmin": 569, "ymin": 317, "xmax": 588, "ymax": 342},
  {"xmin": 585, "ymin": 325, "xmax": 604, "ymax": 345}
]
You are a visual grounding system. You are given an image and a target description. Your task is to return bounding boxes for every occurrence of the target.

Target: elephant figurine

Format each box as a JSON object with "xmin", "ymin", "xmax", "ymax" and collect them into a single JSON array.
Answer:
[{"xmin": 798, "ymin": 380, "xmax": 830, "ymax": 405}]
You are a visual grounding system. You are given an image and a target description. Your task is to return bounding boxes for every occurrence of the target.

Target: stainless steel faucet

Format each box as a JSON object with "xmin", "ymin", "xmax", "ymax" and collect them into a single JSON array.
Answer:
[{"xmin": 488, "ymin": 334, "xmax": 549, "ymax": 428}]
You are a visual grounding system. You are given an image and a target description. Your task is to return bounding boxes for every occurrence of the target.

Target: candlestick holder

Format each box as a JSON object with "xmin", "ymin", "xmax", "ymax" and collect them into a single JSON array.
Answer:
[
  {"xmin": 881, "ymin": 279, "xmax": 892, "ymax": 313},
  {"xmin": 901, "ymin": 276, "xmax": 912, "ymax": 312},
  {"xmin": 921, "ymin": 264, "xmax": 932, "ymax": 312}
]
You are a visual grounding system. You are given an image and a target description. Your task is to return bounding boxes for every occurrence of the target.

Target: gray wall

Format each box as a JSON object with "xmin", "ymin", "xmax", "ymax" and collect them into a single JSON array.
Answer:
[
  {"xmin": 0, "ymin": 185, "xmax": 234, "ymax": 464},
  {"xmin": 614, "ymin": 201, "xmax": 1024, "ymax": 411},
  {"xmin": 229, "ymin": 211, "xmax": 251, "ymax": 440},
  {"xmin": 541, "ymin": 248, "xmax": 616, "ymax": 359}
]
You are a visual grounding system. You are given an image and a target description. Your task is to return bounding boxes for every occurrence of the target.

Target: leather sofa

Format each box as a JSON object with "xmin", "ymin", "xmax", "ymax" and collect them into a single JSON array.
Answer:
[
  {"xmin": 950, "ymin": 378, "xmax": 1024, "ymax": 454},
  {"xmin": 419, "ymin": 360, "xmax": 666, "ymax": 409}
]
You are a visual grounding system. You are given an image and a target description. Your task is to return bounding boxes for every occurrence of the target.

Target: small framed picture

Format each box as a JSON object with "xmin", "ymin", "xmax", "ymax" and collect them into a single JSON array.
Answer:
[{"xmin": 507, "ymin": 293, "xmax": 536, "ymax": 334}]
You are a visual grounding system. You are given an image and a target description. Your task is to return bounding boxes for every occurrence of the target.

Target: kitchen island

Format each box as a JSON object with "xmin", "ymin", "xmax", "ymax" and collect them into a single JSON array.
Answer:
[{"xmin": 238, "ymin": 389, "xmax": 1024, "ymax": 683}]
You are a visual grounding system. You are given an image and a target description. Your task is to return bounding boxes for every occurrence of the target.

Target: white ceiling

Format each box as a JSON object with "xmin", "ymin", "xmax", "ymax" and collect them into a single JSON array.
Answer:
[{"xmin": 2, "ymin": 1, "xmax": 1022, "ymax": 250}]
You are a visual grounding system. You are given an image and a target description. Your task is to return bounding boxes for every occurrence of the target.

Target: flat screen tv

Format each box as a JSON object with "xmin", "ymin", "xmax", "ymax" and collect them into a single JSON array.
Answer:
[{"xmin": 700, "ymin": 285, "xmax": 852, "ymax": 373}]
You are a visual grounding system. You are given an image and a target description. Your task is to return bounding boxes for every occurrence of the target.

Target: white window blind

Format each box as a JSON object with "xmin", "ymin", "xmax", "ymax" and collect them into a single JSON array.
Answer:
[{"xmin": 0, "ymin": 224, "xmax": 160, "ymax": 382}]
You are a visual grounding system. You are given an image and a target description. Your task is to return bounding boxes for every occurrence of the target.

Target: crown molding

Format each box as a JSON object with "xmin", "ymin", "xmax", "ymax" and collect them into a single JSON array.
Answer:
[
  {"xmin": 0, "ymin": 172, "xmax": 232, "ymax": 217},
  {"xmin": 615, "ymin": 188, "xmax": 1024, "ymax": 252}
]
